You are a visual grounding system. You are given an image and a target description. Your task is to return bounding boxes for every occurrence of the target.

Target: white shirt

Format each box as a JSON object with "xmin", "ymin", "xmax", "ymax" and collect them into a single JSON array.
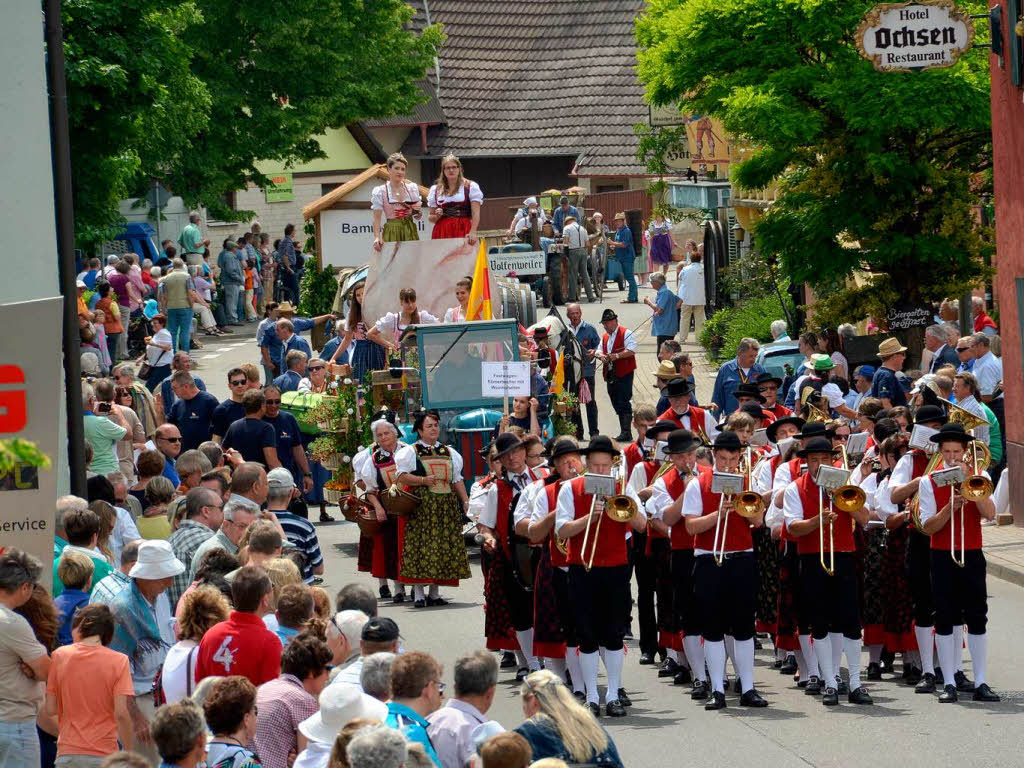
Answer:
[
  {"xmin": 553, "ymin": 479, "xmax": 645, "ymax": 537},
  {"xmin": 681, "ymin": 468, "xmax": 751, "ymax": 554},
  {"xmin": 370, "ymin": 181, "xmax": 421, "ymax": 212},
  {"xmin": 293, "ymin": 740, "xmax": 332, "ymax": 768},
  {"xmin": 353, "ymin": 446, "xmax": 373, "ymax": 488},
  {"xmin": 753, "ymin": 455, "xmax": 775, "ymax": 495},
  {"xmin": 971, "ymin": 351, "xmax": 1002, "ymax": 398},
  {"xmin": 427, "ymin": 180, "xmax": 484, "ymax": 209},
  {"xmin": 394, "ymin": 441, "xmax": 465, "ymax": 478},
  {"xmin": 374, "ymin": 310, "xmax": 439, "ymax": 339},
  {"xmin": 466, "ymin": 478, "xmax": 493, "ymax": 523},
  {"xmin": 889, "ymin": 452, "xmax": 918, "ymax": 490},
  {"xmin": 600, "ymin": 326, "xmax": 637, "ymax": 355},
  {"xmin": 478, "ymin": 469, "xmax": 537, "ymax": 528},
  {"xmin": 146, "ymin": 328, "xmax": 173, "ymax": 366},
  {"xmin": 874, "ymin": 476, "xmax": 899, "ymax": 521},
  {"xmin": 782, "ymin": 481, "xmax": 813, "ymax": 534},
  {"xmin": 646, "ymin": 471, "xmax": 687, "ymax": 521},
  {"xmin": 562, "ymin": 221, "xmax": 590, "ymax": 249},
  {"xmin": 443, "ymin": 306, "xmax": 467, "ymax": 323},
  {"xmin": 110, "ymin": 506, "xmax": 141, "ymax": 564},
  {"xmin": 918, "ymin": 464, "xmax": 992, "ymax": 524},
  {"xmin": 677, "ymin": 262, "xmax": 705, "ymax": 306},
  {"xmin": 791, "ymin": 374, "xmax": 845, "ymax": 409},
  {"xmin": 513, "ymin": 478, "xmax": 546, "ymax": 528}
]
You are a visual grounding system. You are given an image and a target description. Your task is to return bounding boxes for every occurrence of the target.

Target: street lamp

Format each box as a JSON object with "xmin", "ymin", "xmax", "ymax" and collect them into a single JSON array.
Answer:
[{"xmin": 731, "ymin": 222, "xmax": 746, "ymax": 243}]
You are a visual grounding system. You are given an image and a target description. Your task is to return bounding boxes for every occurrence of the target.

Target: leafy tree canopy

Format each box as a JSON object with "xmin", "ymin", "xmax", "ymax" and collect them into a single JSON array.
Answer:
[{"xmin": 636, "ymin": 0, "xmax": 992, "ymax": 308}]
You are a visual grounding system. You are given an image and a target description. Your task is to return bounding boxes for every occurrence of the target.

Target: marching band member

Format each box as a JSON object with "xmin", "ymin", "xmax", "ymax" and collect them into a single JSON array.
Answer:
[
  {"xmin": 528, "ymin": 439, "xmax": 586, "ymax": 698},
  {"xmin": 646, "ymin": 429, "xmax": 709, "ymax": 696},
  {"xmin": 734, "ymin": 384, "xmax": 776, "ymax": 424},
  {"xmin": 394, "ymin": 410, "xmax": 472, "ymax": 607},
  {"xmin": 757, "ymin": 372, "xmax": 792, "ymax": 420},
  {"xmin": 657, "ymin": 377, "xmax": 718, "ymax": 444},
  {"xmin": 918, "ymin": 423, "xmax": 999, "ymax": 703},
  {"xmin": 888, "ymin": 404, "xmax": 948, "ymax": 691},
  {"xmin": 595, "ymin": 310, "xmax": 638, "ymax": 443},
  {"xmin": 354, "ymin": 415, "xmax": 405, "ymax": 602},
  {"xmin": 478, "ymin": 433, "xmax": 547, "ymax": 678},
  {"xmin": 555, "ymin": 436, "xmax": 647, "ymax": 717},
  {"xmin": 625, "ymin": 420, "xmax": 677, "ymax": 667},
  {"xmin": 681, "ymin": 431, "xmax": 768, "ymax": 710},
  {"xmin": 784, "ymin": 437, "xmax": 873, "ymax": 706},
  {"xmin": 621, "ymin": 406, "xmax": 658, "ymax": 479}
]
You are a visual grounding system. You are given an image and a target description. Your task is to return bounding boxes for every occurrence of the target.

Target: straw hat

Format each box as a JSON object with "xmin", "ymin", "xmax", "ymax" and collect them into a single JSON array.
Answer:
[{"xmin": 877, "ymin": 337, "xmax": 907, "ymax": 358}]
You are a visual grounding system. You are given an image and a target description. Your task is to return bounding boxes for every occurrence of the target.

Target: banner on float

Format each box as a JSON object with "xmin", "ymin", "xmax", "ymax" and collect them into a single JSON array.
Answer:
[
  {"xmin": 487, "ymin": 251, "xmax": 546, "ymax": 277},
  {"xmin": 320, "ymin": 209, "xmax": 436, "ymax": 268}
]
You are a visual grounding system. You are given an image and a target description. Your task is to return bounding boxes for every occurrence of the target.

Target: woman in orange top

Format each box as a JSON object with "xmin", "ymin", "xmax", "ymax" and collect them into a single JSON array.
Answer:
[{"xmin": 94, "ymin": 283, "xmax": 124, "ymax": 363}]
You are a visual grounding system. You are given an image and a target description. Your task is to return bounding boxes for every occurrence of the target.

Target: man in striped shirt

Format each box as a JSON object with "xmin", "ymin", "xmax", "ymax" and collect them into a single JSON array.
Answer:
[{"xmin": 267, "ymin": 468, "xmax": 324, "ymax": 582}]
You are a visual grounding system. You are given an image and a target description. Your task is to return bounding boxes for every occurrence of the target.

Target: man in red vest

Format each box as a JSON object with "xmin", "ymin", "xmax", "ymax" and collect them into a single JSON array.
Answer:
[
  {"xmin": 680, "ymin": 431, "xmax": 768, "ymax": 710},
  {"xmin": 647, "ymin": 428, "xmax": 709, "ymax": 695},
  {"xmin": 757, "ymin": 372, "xmax": 792, "ymax": 420},
  {"xmin": 657, "ymin": 377, "xmax": 718, "ymax": 445},
  {"xmin": 886, "ymin": 403, "xmax": 948, "ymax": 692},
  {"xmin": 917, "ymin": 423, "xmax": 999, "ymax": 703},
  {"xmin": 596, "ymin": 309, "xmax": 637, "ymax": 442},
  {"xmin": 554, "ymin": 435, "xmax": 646, "ymax": 717},
  {"xmin": 783, "ymin": 437, "xmax": 873, "ymax": 707}
]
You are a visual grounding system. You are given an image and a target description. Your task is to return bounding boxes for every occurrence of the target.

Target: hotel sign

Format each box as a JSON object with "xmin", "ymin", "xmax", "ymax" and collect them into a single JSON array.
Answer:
[{"xmin": 857, "ymin": 0, "xmax": 974, "ymax": 72}]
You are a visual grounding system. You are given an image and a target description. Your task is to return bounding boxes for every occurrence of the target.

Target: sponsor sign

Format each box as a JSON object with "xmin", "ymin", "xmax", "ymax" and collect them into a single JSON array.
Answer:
[
  {"xmin": 265, "ymin": 171, "xmax": 294, "ymax": 203},
  {"xmin": 857, "ymin": 0, "xmax": 974, "ymax": 72}
]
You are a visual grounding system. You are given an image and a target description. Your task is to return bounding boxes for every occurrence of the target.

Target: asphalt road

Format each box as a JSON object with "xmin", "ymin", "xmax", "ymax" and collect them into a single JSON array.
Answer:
[{"xmin": 193, "ymin": 280, "xmax": 1024, "ymax": 767}]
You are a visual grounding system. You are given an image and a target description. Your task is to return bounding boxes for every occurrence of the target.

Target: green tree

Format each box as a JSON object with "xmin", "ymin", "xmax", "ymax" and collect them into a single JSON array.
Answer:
[
  {"xmin": 636, "ymin": 0, "xmax": 992, "ymax": 321},
  {"xmin": 165, "ymin": 0, "xmax": 443, "ymax": 220}
]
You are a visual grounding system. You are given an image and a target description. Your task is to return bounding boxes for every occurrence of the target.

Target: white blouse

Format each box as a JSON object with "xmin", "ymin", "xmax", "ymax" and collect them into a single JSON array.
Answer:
[
  {"xmin": 374, "ymin": 310, "xmax": 439, "ymax": 337},
  {"xmin": 370, "ymin": 181, "xmax": 422, "ymax": 212},
  {"xmin": 394, "ymin": 440, "xmax": 465, "ymax": 477},
  {"xmin": 443, "ymin": 306, "xmax": 468, "ymax": 323},
  {"xmin": 427, "ymin": 180, "xmax": 484, "ymax": 209}
]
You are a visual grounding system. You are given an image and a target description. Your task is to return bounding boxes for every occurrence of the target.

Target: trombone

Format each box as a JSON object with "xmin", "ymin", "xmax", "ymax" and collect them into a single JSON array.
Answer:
[
  {"xmin": 581, "ymin": 456, "xmax": 638, "ymax": 571},
  {"xmin": 953, "ymin": 441, "xmax": 994, "ymax": 567},
  {"xmin": 816, "ymin": 456, "xmax": 866, "ymax": 576},
  {"xmin": 712, "ymin": 448, "xmax": 765, "ymax": 565}
]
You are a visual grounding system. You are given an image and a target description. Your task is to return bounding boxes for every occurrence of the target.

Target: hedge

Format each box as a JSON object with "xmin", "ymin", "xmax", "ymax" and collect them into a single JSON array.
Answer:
[{"xmin": 698, "ymin": 293, "xmax": 794, "ymax": 363}]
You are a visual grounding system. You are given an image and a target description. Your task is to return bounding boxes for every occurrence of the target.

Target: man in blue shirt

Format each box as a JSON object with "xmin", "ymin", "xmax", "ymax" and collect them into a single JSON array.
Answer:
[
  {"xmin": 216, "ymin": 240, "xmax": 245, "ymax": 324},
  {"xmin": 608, "ymin": 212, "xmax": 638, "ymax": 302},
  {"xmin": 274, "ymin": 349, "xmax": 309, "ymax": 393},
  {"xmin": 168, "ymin": 373, "xmax": 220, "ymax": 450},
  {"xmin": 869, "ymin": 337, "xmax": 908, "ymax": 408},
  {"xmin": 385, "ymin": 650, "xmax": 445, "ymax": 767},
  {"xmin": 153, "ymin": 424, "xmax": 183, "ymax": 486},
  {"xmin": 955, "ymin": 337, "xmax": 975, "ymax": 372},
  {"xmin": 222, "ymin": 390, "xmax": 280, "ymax": 468},
  {"xmin": 263, "ymin": 386, "xmax": 314, "ymax": 492},
  {"xmin": 157, "ymin": 352, "xmax": 206, "ymax": 419},
  {"xmin": 212, "ymin": 368, "xmax": 250, "ymax": 441},
  {"xmin": 566, "ymin": 303, "xmax": 601, "ymax": 437},
  {"xmin": 278, "ymin": 224, "xmax": 300, "ymax": 303},
  {"xmin": 276, "ymin": 317, "xmax": 313, "ymax": 360},
  {"xmin": 644, "ymin": 273, "xmax": 680, "ymax": 348},
  {"xmin": 710, "ymin": 337, "xmax": 767, "ymax": 417},
  {"xmin": 551, "ymin": 196, "xmax": 582, "ymax": 235}
]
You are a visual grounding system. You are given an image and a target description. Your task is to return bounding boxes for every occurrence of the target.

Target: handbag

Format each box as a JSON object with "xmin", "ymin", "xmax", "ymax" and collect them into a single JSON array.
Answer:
[{"xmin": 138, "ymin": 361, "xmax": 152, "ymax": 379}]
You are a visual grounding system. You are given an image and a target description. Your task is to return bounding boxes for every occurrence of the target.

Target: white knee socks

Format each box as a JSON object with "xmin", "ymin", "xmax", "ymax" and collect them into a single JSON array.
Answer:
[
  {"xmin": 579, "ymin": 651, "xmax": 600, "ymax": 704},
  {"xmin": 605, "ymin": 648, "xmax": 625, "ymax": 702},
  {"xmin": 844, "ymin": 637, "xmax": 862, "ymax": 691},
  {"xmin": 967, "ymin": 633, "xmax": 988, "ymax": 686},
  {"xmin": 935, "ymin": 633, "xmax": 956, "ymax": 685},
  {"xmin": 799, "ymin": 635, "xmax": 819, "ymax": 679},
  {"xmin": 830, "ymin": 633, "xmax": 843, "ymax": 684},
  {"xmin": 816, "ymin": 636, "xmax": 835, "ymax": 690},
  {"xmin": 428, "ymin": 584, "xmax": 439, "ymax": 599},
  {"xmin": 565, "ymin": 648, "xmax": 584, "ymax": 694},
  {"xmin": 515, "ymin": 629, "xmax": 540, "ymax": 671},
  {"xmin": 915, "ymin": 626, "xmax": 934, "ymax": 674},
  {"xmin": 683, "ymin": 635, "xmax": 706, "ymax": 682},
  {"xmin": 735, "ymin": 638, "xmax": 756, "ymax": 694},
  {"xmin": 953, "ymin": 625, "xmax": 964, "ymax": 672},
  {"xmin": 413, "ymin": 585, "xmax": 425, "ymax": 601},
  {"xmin": 705, "ymin": 640, "xmax": 726, "ymax": 694},
  {"xmin": 514, "ymin": 650, "xmax": 528, "ymax": 669}
]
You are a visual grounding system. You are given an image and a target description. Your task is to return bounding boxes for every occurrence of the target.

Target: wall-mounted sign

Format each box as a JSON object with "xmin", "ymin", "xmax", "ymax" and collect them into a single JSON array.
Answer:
[
  {"xmin": 649, "ymin": 103, "xmax": 688, "ymax": 127},
  {"xmin": 857, "ymin": 0, "xmax": 974, "ymax": 72},
  {"xmin": 885, "ymin": 303, "xmax": 932, "ymax": 330},
  {"xmin": 265, "ymin": 171, "xmax": 294, "ymax": 203},
  {"xmin": 487, "ymin": 251, "xmax": 546, "ymax": 277},
  {"xmin": 320, "ymin": 208, "xmax": 434, "ymax": 268}
]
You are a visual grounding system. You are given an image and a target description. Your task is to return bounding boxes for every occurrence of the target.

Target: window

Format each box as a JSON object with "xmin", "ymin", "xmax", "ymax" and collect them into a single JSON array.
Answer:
[{"xmin": 321, "ymin": 183, "xmax": 342, "ymax": 197}]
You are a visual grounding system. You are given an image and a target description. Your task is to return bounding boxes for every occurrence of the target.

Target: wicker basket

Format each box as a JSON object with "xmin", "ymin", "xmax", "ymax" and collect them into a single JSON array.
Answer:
[{"xmin": 324, "ymin": 487, "xmax": 345, "ymax": 505}]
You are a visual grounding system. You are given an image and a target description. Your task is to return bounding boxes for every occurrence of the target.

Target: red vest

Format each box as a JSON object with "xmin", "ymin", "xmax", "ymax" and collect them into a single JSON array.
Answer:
[
  {"xmin": 792, "ymin": 472, "xmax": 856, "ymax": 555},
  {"xmin": 910, "ymin": 450, "xmax": 930, "ymax": 479},
  {"xmin": 601, "ymin": 326, "xmax": 637, "ymax": 379},
  {"xmin": 927, "ymin": 478, "xmax": 982, "ymax": 551},
  {"xmin": 564, "ymin": 475, "xmax": 630, "ymax": 568},
  {"xmin": 692, "ymin": 471, "xmax": 754, "ymax": 553},
  {"xmin": 767, "ymin": 402, "xmax": 792, "ymax": 419},
  {"xmin": 623, "ymin": 442, "xmax": 645, "ymax": 479},
  {"xmin": 657, "ymin": 405, "xmax": 708, "ymax": 435},
  {"xmin": 543, "ymin": 480, "xmax": 569, "ymax": 567},
  {"xmin": 760, "ymin": 412, "xmax": 777, "ymax": 427},
  {"xmin": 494, "ymin": 480, "xmax": 516, "ymax": 557},
  {"xmin": 661, "ymin": 466, "xmax": 696, "ymax": 550}
]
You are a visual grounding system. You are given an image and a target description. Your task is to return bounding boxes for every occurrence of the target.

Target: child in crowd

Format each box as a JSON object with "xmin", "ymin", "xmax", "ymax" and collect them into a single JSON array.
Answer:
[{"xmin": 54, "ymin": 551, "xmax": 94, "ymax": 647}]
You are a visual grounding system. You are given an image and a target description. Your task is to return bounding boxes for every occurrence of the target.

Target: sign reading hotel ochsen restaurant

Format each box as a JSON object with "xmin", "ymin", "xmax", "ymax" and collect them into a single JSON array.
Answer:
[{"xmin": 857, "ymin": 0, "xmax": 974, "ymax": 72}]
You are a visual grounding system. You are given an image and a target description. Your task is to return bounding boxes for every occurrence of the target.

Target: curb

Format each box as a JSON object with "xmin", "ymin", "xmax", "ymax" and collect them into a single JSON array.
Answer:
[{"xmin": 986, "ymin": 558, "xmax": 1024, "ymax": 590}]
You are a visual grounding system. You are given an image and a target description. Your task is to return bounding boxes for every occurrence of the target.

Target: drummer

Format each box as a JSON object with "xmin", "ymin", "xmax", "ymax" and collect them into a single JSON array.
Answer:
[
  {"xmin": 354, "ymin": 413, "xmax": 406, "ymax": 603},
  {"xmin": 394, "ymin": 410, "xmax": 472, "ymax": 607}
]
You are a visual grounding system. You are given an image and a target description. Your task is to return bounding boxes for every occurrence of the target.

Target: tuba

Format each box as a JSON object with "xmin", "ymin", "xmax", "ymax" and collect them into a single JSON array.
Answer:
[
  {"xmin": 939, "ymin": 398, "xmax": 989, "ymax": 432},
  {"xmin": 581, "ymin": 456, "xmax": 638, "ymax": 571}
]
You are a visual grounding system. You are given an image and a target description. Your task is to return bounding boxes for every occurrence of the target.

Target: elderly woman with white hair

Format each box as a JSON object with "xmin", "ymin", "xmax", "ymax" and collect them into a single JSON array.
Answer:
[
  {"xmin": 346, "ymin": 724, "xmax": 409, "ymax": 768},
  {"xmin": 353, "ymin": 414, "xmax": 406, "ymax": 602}
]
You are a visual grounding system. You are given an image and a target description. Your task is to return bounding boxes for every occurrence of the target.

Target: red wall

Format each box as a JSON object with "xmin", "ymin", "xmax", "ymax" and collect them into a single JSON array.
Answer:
[{"xmin": 989, "ymin": 1, "xmax": 1024, "ymax": 523}]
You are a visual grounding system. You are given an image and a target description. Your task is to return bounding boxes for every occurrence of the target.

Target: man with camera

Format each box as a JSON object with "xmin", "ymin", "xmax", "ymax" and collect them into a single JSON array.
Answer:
[{"xmin": 82, "ymin": 382, "xmax": 130, "ymax": 476}]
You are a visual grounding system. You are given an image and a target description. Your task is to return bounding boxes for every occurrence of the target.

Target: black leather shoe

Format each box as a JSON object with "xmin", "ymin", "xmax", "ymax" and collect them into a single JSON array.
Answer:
[
  {"xmin": 704, "ymin": 691, "xmax": 726, "ymax": 710},
  {"xmin": 319, "ymin": 510, "xmax": 336, "ymax": 522},
  {"xmin": 658, "ymin": 658, "xmax": 679, "ymax": 678},
  {"xmin": 733, "ymin": 678, "xmax": 743, "ymax": 694},
  {"xmin": 573, "ymin": 690, "xmax": 586, "ymax": 702},
  {"xmin": 796, "ymin": 679, "xmax": 809, "ymax": 689},
  {"xmin": 589, "ymin": 702, "xmax": 601, "ymax": 717},
  {"xmin": 955, "ymin": 670, "xmax": 976, "ymax": 692},
  {"xmin": 822, "ymin": 687, "xmax": 839, "ymax": 706},
  {"xmin": 639, "ymin": 652, "xmax": 656, "ymax": 665},
  {"xmin": 848, "ymin": 686, "xmax": 873, "ymax": 705},
  {"xmin": 606, "ymin": 699, "xmax": 627, "ymax": 717},
  {"xmin": 915, "ymin": 673, "xmax": 936, "ymax": 694},
  {"xmin": 515, "ymin": 667, "xmax": 529, "ymax": 682},
  {"xmin": 392, "ymin": 592, "xmax": 406, "ymax": 604},
  {"xmin": 934, "ymin": 669, "xmax": 945, "ymax": 686},
  {"xmin": 837, "ymin": 679, "xmax": 850, "ymax": 695},
  {"xmin": 413, "ymin": 599, "xmax": 426, "ymax": 608},
  {"xmin": 754, "ymin": 637, "xmax": 763, "ymax": 650},
  {"xmin": 500, "ymin": 652, "xmax": 517, "ymax": 669},
  {"xmin": 780, "ymin": 655, "xmax": 798, "ymax": 675},
  {"xmin": 426, "ymin": 596, "xmax": 448, "ymax": 607},
  {"xmin": 617, "ymin": 689, "xmax": 632, "ymax": 707},
  {"xmin": 866, "ymin": 662, "xmax": 882, "ymax": 681},
  {"xmin": 378, "ymin": 584, "xmax": 392, "ymax": 599},
  {"xmin": 673, "ymin": 667, "xmax": 692, "ymax": 686},
  {"xmin": 740, "ymin": 689, "xmax": 768, "ymax": 707},
  {"xmin": 691, "ymin": 680, "xmax": 709, "ymax": 700},
  {"xmin": 938, "ymin": 684, "xmax": 958, "ymax": 703},
  {"xmin": 904, "ymin": 665, "xmax": 923, "ymax": 685},
  {"xmin": 972, "ymin": 683, "xmax": 1000, "ymax": 702},
  {"xmin": 773, "ymin": 657, "xmax": 784, "ymax": 669},
  {"xmin": 804, "ymin": 676, "xmax": 822, "ymax": 695}
]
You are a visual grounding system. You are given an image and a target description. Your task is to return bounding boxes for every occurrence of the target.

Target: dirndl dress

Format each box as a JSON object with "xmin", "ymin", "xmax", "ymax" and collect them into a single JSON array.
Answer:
[
  {"xmin": 753, "ymin": 526, "xmax": 780, "ymax": 635},
  {"xmin": 374, "ymin": 180, "xmax": 421, "ymax": 243},
  {"xmin": 350, "ymin": 321, "xmax": 388, "ymax": 384},
  {"xmin": 649, "ymin": 232, "xmax": 673, "ymax": 265},
  {"xmin": 431, "ymin": 182, "xmax": 475, "ymax": 239},
  {"xmin": 861, "ymin": 526, "xmax": 887, "ymax": 646},
  {"xmin": 397, "ymin": 443, "xmax": 472, "ymax": 586},
  {"xmin": 881, "ymin": 523, "xmax": 917, "ymax": 651}
]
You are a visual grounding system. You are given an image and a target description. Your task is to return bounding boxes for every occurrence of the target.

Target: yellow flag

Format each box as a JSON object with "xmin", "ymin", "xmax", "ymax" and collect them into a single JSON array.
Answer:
[
  {"xmin": 466, "ymin": 240, "xmax": 492, "ymax": 321},
  {"xmin": 551, "ymin": 351, "xmax": 565, "ymax": 394}
]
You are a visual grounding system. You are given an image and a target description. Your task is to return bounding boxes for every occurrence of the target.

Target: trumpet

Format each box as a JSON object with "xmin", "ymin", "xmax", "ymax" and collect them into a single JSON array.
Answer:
[{"xmin": 581, "ymin": 456, "xmax": 638, "ymax": 571}]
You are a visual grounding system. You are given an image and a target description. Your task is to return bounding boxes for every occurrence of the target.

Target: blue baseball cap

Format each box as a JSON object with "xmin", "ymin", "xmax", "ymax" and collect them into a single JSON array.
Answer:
[
  {"xmin": 853, "ymin": 364, "xmax": 876, "ymax": 379},
  {"xmin": 143, "ymin": 299, "xmax": 159, "ymax": 320}
]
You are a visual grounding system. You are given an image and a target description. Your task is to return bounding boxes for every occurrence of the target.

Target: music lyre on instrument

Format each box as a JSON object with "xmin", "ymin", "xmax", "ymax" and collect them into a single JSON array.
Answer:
[
  {"xmin": 814, "ymin": 463, "xmax": 864, "ymax": 575},
  {"xmin": 710, "ymin": 470, "xmax": 743, "ymax": 566},
  {"xmin": 580, "ymin": 457, "xmax": 638, "ymax": 571},
  {"xmin": 932, "ymin": 465, "xmax": 967, "ymax": 567}
]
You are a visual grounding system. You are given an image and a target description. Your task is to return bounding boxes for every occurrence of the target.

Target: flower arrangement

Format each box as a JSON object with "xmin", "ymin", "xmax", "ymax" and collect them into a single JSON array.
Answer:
[{"xmin": 552, "ymin": 391, "xmax": 579, "ymax": 437}]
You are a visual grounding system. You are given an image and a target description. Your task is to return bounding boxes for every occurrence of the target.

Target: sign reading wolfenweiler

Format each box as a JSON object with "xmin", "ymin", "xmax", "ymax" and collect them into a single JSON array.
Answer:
[
  {"xmin": 487, "ymin": 251, "xmax": 547, "ymax": 277},
  {"xmin": 857, "ymin": 0, "xmax": 974, "ymax": 72}
]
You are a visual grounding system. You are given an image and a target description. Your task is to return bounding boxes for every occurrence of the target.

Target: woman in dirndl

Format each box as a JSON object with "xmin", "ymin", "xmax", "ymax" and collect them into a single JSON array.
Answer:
[
  {"xmin": 647, "ymin": 215, "xmax": 676, "ymax": 276},
  {"xmin": 366, "ymin": 287, "xmax": 439, "ymax": 358},
  {"xmin": 330, "ymin": 282, "xmax": 387, "ymax": 383},
  {"xmin": 428, "ymin": 154, "xmax": 483, "ymax": 244},
  {"xmin": 371, "ymin": 152, "xmax": 422, "ymax": 252},
  {"xmin": 355, "ymin": 416, "xmax": 405, "ymax": 603},
  {"xmin": 443, "ymin": 276, "xmax": 472, "ymax": 323},
  {"xmin": 394, "ymin": 410, "xmax": 472, "ymax": 607}
]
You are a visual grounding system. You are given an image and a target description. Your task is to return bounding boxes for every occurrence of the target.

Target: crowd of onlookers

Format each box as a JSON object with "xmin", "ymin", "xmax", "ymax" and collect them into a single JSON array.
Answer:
[{"xmin": 1, "ymin": 537, "xmax": 624, "ymax": 768}]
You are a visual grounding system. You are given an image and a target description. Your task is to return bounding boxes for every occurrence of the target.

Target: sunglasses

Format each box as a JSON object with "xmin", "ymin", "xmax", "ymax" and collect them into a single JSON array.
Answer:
[
  {"xmin": 160, "ymin": 436, "xmax": 182, "ymax": 443},
  {"xmin": 264, "ymin": 398, "xmax": 281, "ymax": 405},
  {"xmin": 956, "ymin": 347, "xmax": 970, "ymax": 352},
  {"xmin": 434, "ymin": 680, "xmax": 447, "ymax": 695},
  {"xmin": 230, "ymin": 379, "xmax": 247, "ymax": 386},
  {"xmin": 309, "ymin": 366, "xmax": 325, "ymax": 372}
]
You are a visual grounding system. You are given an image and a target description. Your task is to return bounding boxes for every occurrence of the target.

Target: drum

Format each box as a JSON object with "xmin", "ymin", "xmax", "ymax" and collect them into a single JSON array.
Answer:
[{"xmin": 381, "ymin": 484, "xmax": 421, "ymax": 516}]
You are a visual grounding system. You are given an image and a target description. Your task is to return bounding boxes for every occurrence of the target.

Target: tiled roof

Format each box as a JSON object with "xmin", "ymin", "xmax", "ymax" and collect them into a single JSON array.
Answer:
[
  {"xmin": 362, "ymin": 83, "xmax": 447, "ymax": 127},
  {"xmin": 396, "ymin": 0, "xmax": 649, "ymax": 176}
]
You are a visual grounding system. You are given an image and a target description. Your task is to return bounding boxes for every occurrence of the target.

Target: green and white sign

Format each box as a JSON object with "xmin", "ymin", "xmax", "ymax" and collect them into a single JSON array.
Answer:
[{"xmin": 265, "ymin": 171, "xmax": 294, "ymax": 203}]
